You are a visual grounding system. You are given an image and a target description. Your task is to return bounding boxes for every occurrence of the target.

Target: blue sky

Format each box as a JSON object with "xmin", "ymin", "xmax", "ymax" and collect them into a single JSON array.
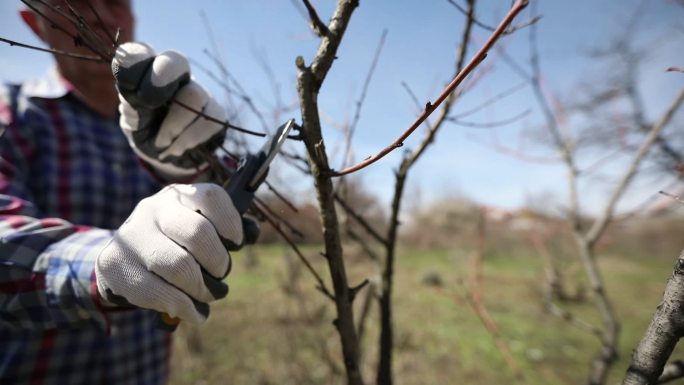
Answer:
[{"xmin": 1, "ymin": 0, "xmax": 682, "ymax": 215}]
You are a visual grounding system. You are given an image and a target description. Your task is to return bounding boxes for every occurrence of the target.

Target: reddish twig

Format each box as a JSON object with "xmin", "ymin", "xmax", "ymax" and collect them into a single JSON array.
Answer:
[{"xmin": 332, "ymin": 0, "xmax": 529, "ymax": 177}]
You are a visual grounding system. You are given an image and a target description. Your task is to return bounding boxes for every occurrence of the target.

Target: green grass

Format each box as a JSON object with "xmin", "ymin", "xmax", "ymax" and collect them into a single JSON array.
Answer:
[{"xmin": 168, "ymin": 243, "xmax": 682, "ymax": 385}]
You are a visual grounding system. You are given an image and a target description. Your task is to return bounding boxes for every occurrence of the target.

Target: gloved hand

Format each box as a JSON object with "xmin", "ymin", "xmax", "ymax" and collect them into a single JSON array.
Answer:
[
  {"xmin": 111, "ymin": 42, "xmax": 226, "ymax": 181},
  {"xmin": 95, "ymin": 183, "xmax": 243, "ymax": 325}
]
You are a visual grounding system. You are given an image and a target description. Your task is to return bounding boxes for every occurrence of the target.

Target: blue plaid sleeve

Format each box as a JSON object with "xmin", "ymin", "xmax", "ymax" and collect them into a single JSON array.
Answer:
[{"xmin": 0, "ymin": 199, "xmax": 113, "ymax": 331}]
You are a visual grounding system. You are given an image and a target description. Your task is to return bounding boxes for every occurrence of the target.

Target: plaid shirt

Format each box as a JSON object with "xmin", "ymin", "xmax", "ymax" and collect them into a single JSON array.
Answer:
[{"xmin": 0, "ymin": 68, "xmax": 171, "ymax": 385}]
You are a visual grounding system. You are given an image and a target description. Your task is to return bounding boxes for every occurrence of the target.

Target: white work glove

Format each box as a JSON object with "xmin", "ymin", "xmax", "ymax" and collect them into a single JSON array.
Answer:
[
  {"xmin": 111, "ymin": 42, "xmax": 226, "ymax": 181},
  {"xmin": 95, "ymin": 183, "xmax": 244, "ymax": 325}
]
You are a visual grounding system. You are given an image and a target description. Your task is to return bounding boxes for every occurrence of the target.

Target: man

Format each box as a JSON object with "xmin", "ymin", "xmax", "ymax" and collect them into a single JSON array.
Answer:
[{"xmin": 0, "ymin": 1, "xmax": 244, "ymax": 384}]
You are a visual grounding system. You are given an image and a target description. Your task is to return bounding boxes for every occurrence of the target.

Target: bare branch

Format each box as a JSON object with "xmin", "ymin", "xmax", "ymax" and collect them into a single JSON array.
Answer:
[
  {"xmin": 301, "ymin": 0, "xmax": 330, "ymax": 37},
  {"xmin": 446, "ymin": 109, "xmax": 531, "ymax": 128},
  {"xmin": 254, "ymin": 196, "xmax": 305, "ymax": 239},
  {"xmin": 341, "ymin": 29, "xmax": 387, "ymax": 169},
  {"xmin": 446, "ymin": 0, "xmax": 541, "ymax": 35},
  {"xmin": 355, "ymin": 278, "xmax": 376, "ymax": 353},
  {"xmin": 84, "ymin": 0, "xmax": 118, "ymax": 46},
  {"xmin": 20, "ymin": 0, "xmax": 111, "ymax": 61},
  {"xmin": 586, "ymin": 87, "xmax": 684, "ymax": 245},
  {"xmin": 334, "ymin": 193, "xmax": 388, "ymax": 246},
  {"xmin": 659, "ymin": 190, "xmax": 684, "ymax": 206},
  {"xmin": 333, "ymin": 0, "xmax": 529, "ymax": 177},
  {"xmin": 450, "ymin": 81, "xmax": 527, "ymax": 119},
  {"xmin": 253, "ymin": 200, "xmax": 334, "ymax": 301},
  {"xmin": 264, "ymin": 181, "xmax": 300, "ymax": 213},
  {"xmin": 202, "ymin": 48, "xmax": 271, "ymax": 134},
  {"xmin": 295, "ymin": 1, "xmax": 364, "ymax": 383},
  {"xmin": 170, "ymin": 99, "xmax": 266, "ymax": 137},
  {"xmin": 657, "ymin": 360, "xmax": 684, "ymax": 384},
  {"xmin": 0, "ymin": 36, "xmax": 101, "ymax": 61},
  {"xmin": 346, "ymin": 228, "xmax": 381, "ymax": 262}
]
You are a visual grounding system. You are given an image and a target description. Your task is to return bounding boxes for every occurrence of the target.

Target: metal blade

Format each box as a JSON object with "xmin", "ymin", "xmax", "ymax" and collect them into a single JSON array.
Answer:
[{"xmin": 248, "ymin": 118, "xmax": 295, "ymax": 189}]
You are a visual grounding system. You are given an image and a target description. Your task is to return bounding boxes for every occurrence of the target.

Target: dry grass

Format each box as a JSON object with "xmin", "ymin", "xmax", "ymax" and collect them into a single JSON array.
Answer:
[{"xmin": 168, "ymin": 242, "xmax": 683, "ymax": 385}]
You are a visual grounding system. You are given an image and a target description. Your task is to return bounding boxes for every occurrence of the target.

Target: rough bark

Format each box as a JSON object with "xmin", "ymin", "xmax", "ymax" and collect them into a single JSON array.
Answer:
[
  {"xmin": 623, "ymin": 250, "xmax": 684, "ymax": 385},
  {"xmin": 295, "ymin": 1, "xmax": 363, "ymax": 384}
]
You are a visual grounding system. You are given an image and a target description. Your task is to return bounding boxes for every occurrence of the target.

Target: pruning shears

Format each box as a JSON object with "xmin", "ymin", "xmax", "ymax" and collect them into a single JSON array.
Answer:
[
  {"xmin": 158, "ymin": 118, "xmax": 296, "ymax": 331},
  {"xmin": 225, "ymin": 118, "xmax": 295, "ymax": 214}
]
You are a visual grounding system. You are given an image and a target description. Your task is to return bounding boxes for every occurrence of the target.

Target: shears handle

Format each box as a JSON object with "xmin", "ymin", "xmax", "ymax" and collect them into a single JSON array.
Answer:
[{"xmin": 224, "ymin": 152, "xmax": 268, "ymax": 215}]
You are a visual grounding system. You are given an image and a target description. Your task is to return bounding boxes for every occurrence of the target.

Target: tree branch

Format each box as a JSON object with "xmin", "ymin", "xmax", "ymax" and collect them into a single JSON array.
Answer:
[
  {"xmin": 333, "ymin": 0, "xmax": 529, "ymax": 177},
  {"xmin": 253, "ymin": 200, "xmax": 335, "ymax": 301},
  {"xmin": 657, "ymin": 360, "xmax": 684, "ymax": 384},
  {"xmin": 295, "ymin": 1, "xmax": 363, "ymax": 384},
  {"xmin": 585, "ymin": 87, "xmax": 684, "ymax": 246},
  {"xmin": 622, "ymin": 250, "xmax": 684, "ymax": 385},
  {"xmin": 446, "ymin": 0, "xmax": 541, "ymax": 35},
  {"xmin": 0, "ymin": 36, "xmax": 101, "ymax": 61},
  {"xmin": 334, "ymin": 193, "xmax": 388, "ymax": 246},
  {"xmin": 301, "ymin": 0, "xmax": 330, "ymax": 37}
]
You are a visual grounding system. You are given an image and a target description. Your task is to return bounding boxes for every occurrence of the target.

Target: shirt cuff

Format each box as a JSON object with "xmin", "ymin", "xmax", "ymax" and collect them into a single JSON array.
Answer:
[{"xmin": 43, "ymin": 228, "xmax": 114, "ymax": 330}]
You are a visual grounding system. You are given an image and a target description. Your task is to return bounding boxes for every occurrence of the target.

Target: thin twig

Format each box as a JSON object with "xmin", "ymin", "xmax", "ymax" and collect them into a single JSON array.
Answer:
[
  {"xmin": 0, "ymin": 37, "xmax": 101, "ymax": 61},
  {"xmin": 585, "ymin": 87, "xmax": 684, "ymax": 245},
  {"xmin": 447, "ymin": 109, "xmax": 531, "ymax": 128},
  {"xmin": 84, "ymin": 0, "xmax": 118, "ymax": 45},
  {"xmin": 202, "ymin": 48, "xmax": 271, "ymax": 135},
  {"xmin": 264, "ymin": 181, "xmax": 300, "ymax": 213},
  {"xmin": 450, "ymin": 81, "xmax": 527, "ymax": 119},
  {"xmin": 20, "ymin": 1, "xmax": 267, "ymax": 141},
  {"xmin": 659, "ymin": 191, "xmax": 684, "ymax": 205},
  {"xmin": 347, "ymin": 228, "xmax": 381, "ymax": 262},
  {"xmin": 170, "ymin": 99, "xmax": 266, "ymax": 137},
  {"xmin": 446, "ymin": 0, "xmax": 541, "ymax": 35},
  {"xmin": 453, "ymin": 275, "xmax": 531, "ymax": 385},
  {"xmin": 21, "ymin": 0, "xmax": 111, "ymax": 60},
  {"xmin": 63, "ymin": 0, "xmax": 112, "ymax": 57},
  {"xmin": 341, "ymin": 29, "xmax": 387, "ymax": 169},
  {"xmin": 253, "ymin": 200, "xmax": 334, "ymax": 301},
  {"xmin": 301, "ymin": 0, "xmax": 330, "ymax": 37},
  {"xmin": 254, "ymin": 196, "xmax": 305, "ymax": 239},
  {"xmin": 333, "ymin": 193, "xmax": 388, "ymax": 246}
]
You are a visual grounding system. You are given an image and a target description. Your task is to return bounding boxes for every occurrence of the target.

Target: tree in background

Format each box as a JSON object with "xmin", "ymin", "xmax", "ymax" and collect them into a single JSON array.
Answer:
[{"xmin": 495, "ymin": 3, "xmax": 684, "ymax": 383}]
